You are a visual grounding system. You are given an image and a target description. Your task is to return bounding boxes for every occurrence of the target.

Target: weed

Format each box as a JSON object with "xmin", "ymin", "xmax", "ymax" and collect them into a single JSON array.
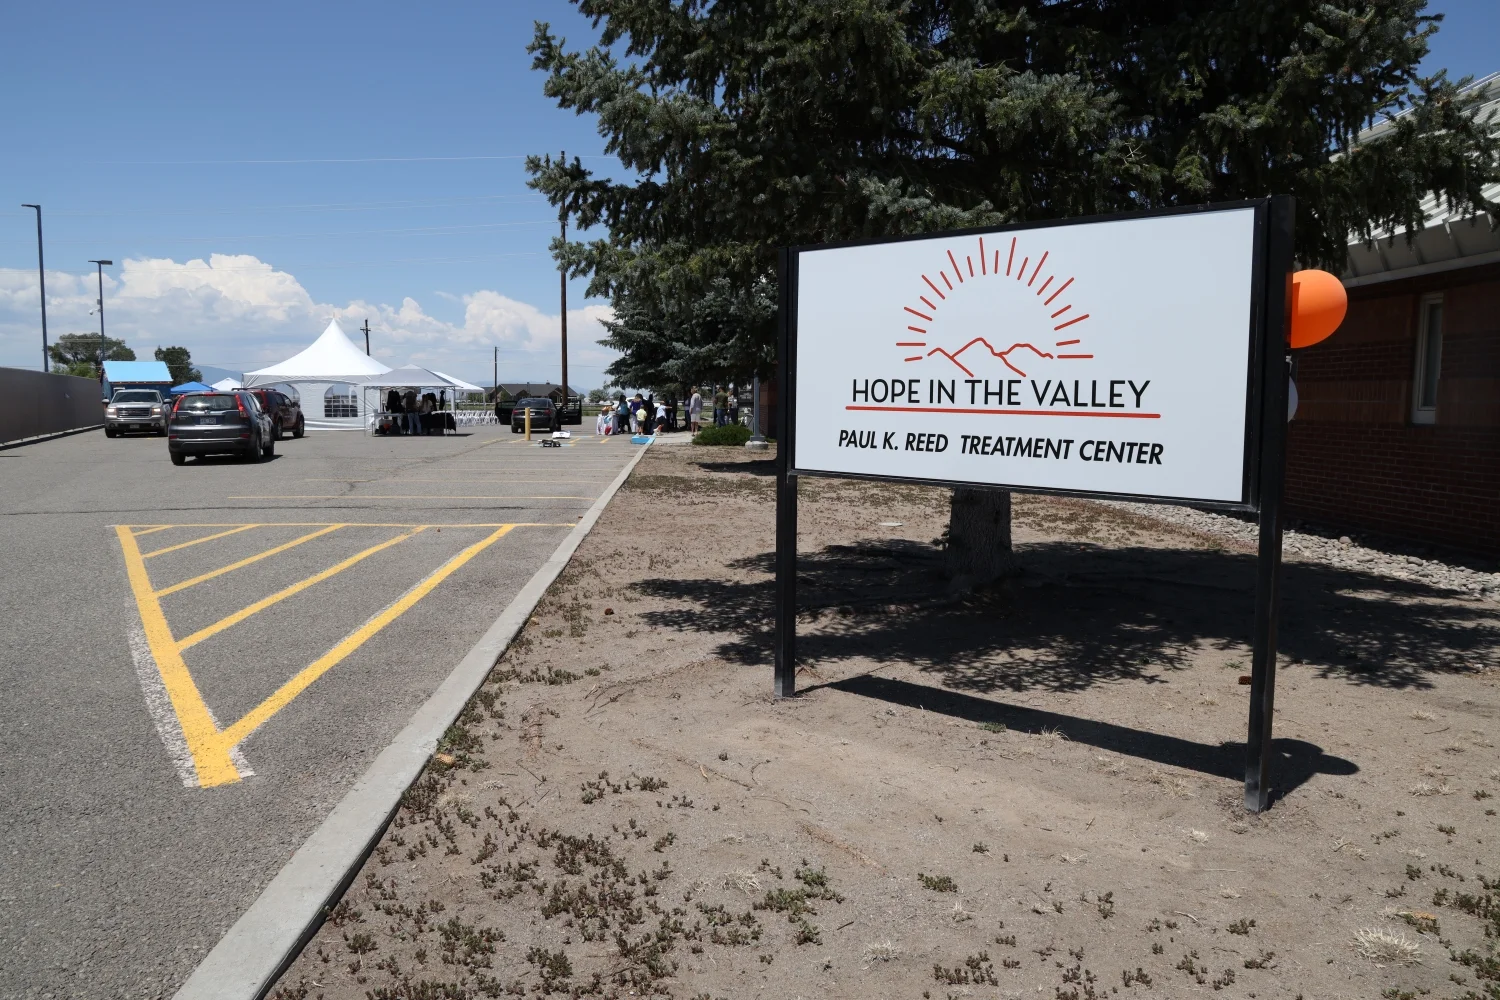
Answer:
[
  {"xmin": 932, "ymin": 951, "xmax": 998, "ymax": 986},
  {"xmin": 1123, "ymin": 967, "xmax": 1153, "ymax": 986},
  {"xmin": 972, "ymin": 842, "xmax": 990, "ymax": 854},
  {"xmin": 344, "ymin": 931, "xmax": 377, "ymax": 954},
  {"xmin": 918, "ymin": 873, "xmax": 958, "ymax": 893},
  {"xmin": 1226, "ymin": 917, "xmax": 1256, "ymax": 936},
  {"xmin": 1096, "ymin": 891, "xmax": 1115, "ymax": 919},
  {"xmin": 981, "ymin": 721, "xmax": 1007, "ymax": 733},
  {"xmin": 863, "ymin": 941, "xmax": 899, "ymax": 963},
  {"xmin": 1244, "ymin": 949, "xmax": 1276, "ymax": 969}
]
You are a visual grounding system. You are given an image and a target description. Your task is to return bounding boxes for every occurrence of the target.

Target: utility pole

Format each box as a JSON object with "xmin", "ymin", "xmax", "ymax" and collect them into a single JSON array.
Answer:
[
  {"xmin": 21, "ymin": 205, "xmax": 48, "ymax": 372},
  {"xmin": 361, "ymin": 318, "xmax": 371, "ymax": 355},
  {"xmin": 88, "ymin": 259, "xmax": 112, "ymax": 378},
  {"xmin": 493, "ymin": 345, "xmax": 498, "ymax": 405},
  {"xmin": 559, "ymin": 149, "xmax": 569, "ymax": 423}
]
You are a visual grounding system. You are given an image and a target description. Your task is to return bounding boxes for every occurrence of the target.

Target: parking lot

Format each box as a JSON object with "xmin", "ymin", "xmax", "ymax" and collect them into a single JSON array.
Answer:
[{"xmin": 0, "ymin": 424, "xmax": 640, "ymax": 998}]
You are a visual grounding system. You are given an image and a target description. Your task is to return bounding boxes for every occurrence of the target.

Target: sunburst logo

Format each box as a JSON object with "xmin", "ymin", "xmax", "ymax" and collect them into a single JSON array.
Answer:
[{"xmin": 897, "ymin": 235, "xmax": 1092, "ymax": 378}]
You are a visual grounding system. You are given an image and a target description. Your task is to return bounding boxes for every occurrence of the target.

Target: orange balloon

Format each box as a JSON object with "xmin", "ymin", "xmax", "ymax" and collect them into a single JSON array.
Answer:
[{"xmin": 1289, "ymin": 269, "xmax": 1347, "ymax": 349}]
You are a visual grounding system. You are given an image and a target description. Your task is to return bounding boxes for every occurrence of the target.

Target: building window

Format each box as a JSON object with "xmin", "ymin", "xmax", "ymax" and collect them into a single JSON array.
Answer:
[
  {"xmin": 324, "ymin": 383, "xmax": 358, "ymax": 418},
  {"xmin": 1412, "ymin": 294, "xmax": 1443, "ymax": 424}
]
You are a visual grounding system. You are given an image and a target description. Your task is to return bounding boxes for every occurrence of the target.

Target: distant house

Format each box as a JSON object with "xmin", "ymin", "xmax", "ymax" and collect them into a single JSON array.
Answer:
[
  {"xmin": 487, "ymin": 383, "xmax": 580, "ymax": 405},
  {"xmin": 1287, "ymin": 72, "xmax": 1500, "ymax": 557}
]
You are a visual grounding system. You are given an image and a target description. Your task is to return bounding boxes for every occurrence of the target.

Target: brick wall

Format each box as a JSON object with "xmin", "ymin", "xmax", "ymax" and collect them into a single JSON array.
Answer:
[{"xmin": 1285, "ymin": 262, "xmax": 1500, "ymax": 557}]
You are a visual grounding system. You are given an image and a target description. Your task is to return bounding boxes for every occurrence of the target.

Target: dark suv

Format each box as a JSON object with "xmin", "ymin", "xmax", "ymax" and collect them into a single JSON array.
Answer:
[
  {"xmin": 246, "ymin": 387, "xmax": 304, "ymax": 439},
  {"xmin": 510, "ymin": 397, "xmax": 556, "ymax": 433},
  {"xmin": 168, "ymin": 391, "xmax": 275, "ymax": 465}
]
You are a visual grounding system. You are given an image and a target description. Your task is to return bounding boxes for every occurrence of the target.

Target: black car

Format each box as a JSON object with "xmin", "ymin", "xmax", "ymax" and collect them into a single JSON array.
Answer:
[
  {"xmin": 510, "ymin": 397, "xmax": 556, "ymax": 433},
  {"xmin": 246, "ymin": 387, "xmax": 305, "ymax": 439},
  {"xmin": 168, "ymin": 391, "xmax": 275, "ymax": 465}
]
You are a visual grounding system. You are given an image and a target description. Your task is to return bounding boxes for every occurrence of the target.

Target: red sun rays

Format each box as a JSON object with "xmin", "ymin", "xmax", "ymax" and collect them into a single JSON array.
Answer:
[{"xmin": 898, "ymin": 235, "xmax": 1091, "ymax": 373}]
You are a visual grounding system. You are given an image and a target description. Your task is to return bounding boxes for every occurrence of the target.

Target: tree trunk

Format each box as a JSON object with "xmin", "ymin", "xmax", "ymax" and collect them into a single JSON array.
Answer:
[{"xmin": 944, "ymin": 487, "xmax": 1017, "ymax": 591}]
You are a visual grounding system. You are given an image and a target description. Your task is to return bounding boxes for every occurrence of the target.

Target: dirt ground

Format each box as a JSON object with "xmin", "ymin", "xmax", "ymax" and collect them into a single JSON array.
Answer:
[{"xmin": 273, "ymin": 443, "xmax": 1500, "ymax": 1000}]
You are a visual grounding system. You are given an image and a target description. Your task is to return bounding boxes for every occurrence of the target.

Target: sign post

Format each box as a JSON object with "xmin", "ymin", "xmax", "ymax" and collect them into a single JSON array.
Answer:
[{"xmin": 774, "ymin": 198, "xmax": 1297, "ymax": 811}]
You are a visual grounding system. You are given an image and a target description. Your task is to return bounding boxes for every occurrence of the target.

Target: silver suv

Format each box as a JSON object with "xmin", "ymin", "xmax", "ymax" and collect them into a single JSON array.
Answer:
[{"xmin": 105, "ymin": 389, "xmax": 167, "ymax": 436}]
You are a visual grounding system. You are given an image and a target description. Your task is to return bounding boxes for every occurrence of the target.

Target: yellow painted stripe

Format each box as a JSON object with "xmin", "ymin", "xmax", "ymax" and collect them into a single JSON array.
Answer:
[
  {"xmin": 143, "ymin": 524, "xmax": 259, "ymax": 558},
  {"xmin": 154, "ymin": 525, "xmax": 343, "ymax": 597},
  {"xmin": 215, "ymin": 524, "xmax": 518, "ymax": 753},
  {"xmin": 130, "ymin": 525, "xmax": 175, "ymax": 537},
  {"xmin": 175, "ymin": 527, "xmax": 427, "ymax": 652},
  {"xmin": 115, "ymin": 526, "xmax": 242, "ymax": 788}
]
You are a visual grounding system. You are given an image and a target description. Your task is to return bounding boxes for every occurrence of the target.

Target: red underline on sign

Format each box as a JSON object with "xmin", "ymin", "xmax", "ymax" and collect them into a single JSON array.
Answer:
[{"xmin": 845, "ymin": 405, "xmax": 1161, "ymax": 419}]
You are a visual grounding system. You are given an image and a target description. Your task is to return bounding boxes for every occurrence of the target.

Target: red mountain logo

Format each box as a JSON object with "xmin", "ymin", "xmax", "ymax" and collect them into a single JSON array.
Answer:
[{"xmin": 897, "ymin": 235, "xmax": 1092, "ymax": 378}]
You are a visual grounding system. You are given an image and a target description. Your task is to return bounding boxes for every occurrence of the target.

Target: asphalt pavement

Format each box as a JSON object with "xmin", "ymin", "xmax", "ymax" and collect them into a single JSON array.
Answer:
[{"xmin": 0, "ymin": 422, "xmax": 641, "ymax": 998}]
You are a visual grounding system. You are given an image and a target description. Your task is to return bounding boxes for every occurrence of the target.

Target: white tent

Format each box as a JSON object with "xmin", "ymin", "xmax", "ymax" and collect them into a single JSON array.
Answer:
[
  {"xmin": 243, "ymin": 320, "xmax": 391, "ymax": 430},
  {"xmin": 428, "ymin": 369, "xmax": 483, "ymax": 393},
  {"xmin": 210, "ymin": 376, "xmax": 243, "ymax": 391}
]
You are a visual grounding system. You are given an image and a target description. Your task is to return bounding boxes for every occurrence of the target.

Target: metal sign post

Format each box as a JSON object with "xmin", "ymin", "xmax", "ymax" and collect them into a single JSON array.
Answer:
[{"xmin": 773, "ymin": 198, "xmax": 1296, "ymax": 811}]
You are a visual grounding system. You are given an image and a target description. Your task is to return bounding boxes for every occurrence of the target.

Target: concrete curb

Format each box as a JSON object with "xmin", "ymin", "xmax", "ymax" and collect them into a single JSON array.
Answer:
[{"xmin": 173, "ymin": 441, "xmax": 653, "ymax": 1000}]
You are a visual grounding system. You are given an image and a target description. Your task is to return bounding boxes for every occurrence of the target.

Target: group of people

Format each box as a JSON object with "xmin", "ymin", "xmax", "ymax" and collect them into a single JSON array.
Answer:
[
  {"xmin": 597, "ymin": 392, "xmax": 670, "ymax": 436},
  {"xmin": 383, "ymin": 387, "xmax": 446, "ymax": 435},
  {"xmin": 684, "ymin": 385, "xmax": 739, "ymax": 433},
  {"xmin": 591, "ymin": 385, "xmax": 747, "ymax": 436}
]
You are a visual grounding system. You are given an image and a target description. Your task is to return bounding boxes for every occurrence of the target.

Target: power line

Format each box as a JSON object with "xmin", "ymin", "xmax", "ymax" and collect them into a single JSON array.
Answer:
[
  {"xmin": 15, "ymin": 154, "xmax": 614, "ymax": 166},
  {"xmin": 0, "ymin": 193, "xmax": 544, "ymax": 219}
]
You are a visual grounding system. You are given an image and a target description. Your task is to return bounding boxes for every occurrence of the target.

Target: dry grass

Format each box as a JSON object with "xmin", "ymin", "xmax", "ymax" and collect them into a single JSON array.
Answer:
[{"xmin": 1353, "ymin": 927, "xmax": 1421, "ymax": 965}]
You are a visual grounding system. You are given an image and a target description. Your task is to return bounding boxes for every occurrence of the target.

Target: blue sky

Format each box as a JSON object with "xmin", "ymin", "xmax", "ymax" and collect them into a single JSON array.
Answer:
[{"xmin": 2, "ymin": 0, "xmax": 1496, "ymax": 386}]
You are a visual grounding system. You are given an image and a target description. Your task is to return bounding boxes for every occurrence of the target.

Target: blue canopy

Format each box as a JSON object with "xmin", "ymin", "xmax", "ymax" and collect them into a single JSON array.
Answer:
[
  {"xmin": 103, "ymin": 360, "xmax": 172, "ymax": 383},
  {"xmin": 170, "ymin": 381, "xmax": 214, "ymax": 394}
]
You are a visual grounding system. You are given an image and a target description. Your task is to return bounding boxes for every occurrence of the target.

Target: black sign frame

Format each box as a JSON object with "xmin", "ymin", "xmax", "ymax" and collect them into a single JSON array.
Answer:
[{"xmin": 774, "ymin": 197, "xmax": 1296, "ymax": 812}]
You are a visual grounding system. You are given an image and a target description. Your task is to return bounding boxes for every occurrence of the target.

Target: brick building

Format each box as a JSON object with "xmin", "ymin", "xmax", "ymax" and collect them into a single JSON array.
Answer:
[{"xmin": 1285, "ymin": 74, "xmax": 1500, "ymax": 557}]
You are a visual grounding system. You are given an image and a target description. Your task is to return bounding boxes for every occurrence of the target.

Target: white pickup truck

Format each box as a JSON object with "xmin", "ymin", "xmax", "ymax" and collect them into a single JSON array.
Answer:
[{"xmin": 104, "ymin": 389, "xmax": 168, "ymax": 436}]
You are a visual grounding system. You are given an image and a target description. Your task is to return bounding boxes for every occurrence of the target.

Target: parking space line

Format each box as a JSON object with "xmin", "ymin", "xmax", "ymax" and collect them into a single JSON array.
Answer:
[
  {"xmin": 121, "ymin": 522, "xmax": 577, "ymax": 529},
  {"xmin": 212, "ymin": 524, "xmax": 519, "ymax": 764},
  {"xmin": 131, "ymin": 525, "xmax": 175, "ymax": 537},
  {"xmin": 116, "ymin": 526, "xmax": 237, "ymax": 787},
  {"xmin": 143, "ymin": 524, "xmax": 260, "ymax": 558},
  {"xmin": 154, "ymin": 525, "xmax": 344, "ymax": 598},
  {"xmin": 175, "ymin": 527, "xmax": 428, "ymax": 652}
]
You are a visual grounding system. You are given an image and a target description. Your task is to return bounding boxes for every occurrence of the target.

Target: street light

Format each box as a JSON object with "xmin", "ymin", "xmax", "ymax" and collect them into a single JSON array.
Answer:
[
  {"xmin": 21, "ymin": 205, "xmax": 48, "ymax": 372},
  {"xmin": 87, "ymin": 260, "xmax": 113, "ymax": 376}
]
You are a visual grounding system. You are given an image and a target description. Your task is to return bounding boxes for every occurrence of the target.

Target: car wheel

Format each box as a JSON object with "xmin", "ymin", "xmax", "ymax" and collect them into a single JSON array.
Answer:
[
  {"xmin": 511, "ymin": 425, "xmax": 520, "ymax": 433},
  {"xmin": 262, "ymin": 433, "xmax": 275, "ymax": 458},
  {"xmin": 272, "ymin": 420, "xmax": 283, "ymax": 441},
  {"xmin": 244, "ymin": 435, "xmax": 262, "ymax": 462},
  {"xmin": 104, "ymin": 425, "xmax": 117, "ymax": 438},
  {"xmin": 292, "ymin": 416, "xmax": 304, "ymax": 439},
  {"xmin": 170, "ymin": 451, "xmax": 186, "ymax": 466}
]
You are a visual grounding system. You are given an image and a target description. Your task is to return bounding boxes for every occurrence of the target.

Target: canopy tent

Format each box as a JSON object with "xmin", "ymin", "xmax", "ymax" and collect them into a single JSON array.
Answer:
[
  {"xmin": 210, "ymin": 376, "xmax": 243, "ymax": 391},
  {"xmin": 243, "ymin": 320, "xmax": 391, "ymax": 430},
  {"xmin": 428, "ymin": 369, "xmax": 483, "ymax": 393},
  {"xmin": 358, "ymin": 365, "xmax": 469, "ymax": 435},
  {"xmin": 170, "ymin": 381, "xmax": 214, "ymax": 394}
]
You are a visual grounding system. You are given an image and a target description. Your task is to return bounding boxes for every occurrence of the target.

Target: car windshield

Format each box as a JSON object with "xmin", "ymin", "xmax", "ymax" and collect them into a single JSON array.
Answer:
[
  {"xmin": 517, "ymin": 398, "xmax": 553, "ymax": 408},
  {"xmin": 178, "ymin": 394, "xmax": 240, "ymax": 412},
  {"xmin": 112, "ymin": 391, "xmax": 159, "ymax": 403}
]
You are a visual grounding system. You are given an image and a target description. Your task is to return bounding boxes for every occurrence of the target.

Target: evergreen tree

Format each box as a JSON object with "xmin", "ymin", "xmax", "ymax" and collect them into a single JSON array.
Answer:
[
  {"xmin": 154, "ymin": 346, "xmax": 202, "ymax": 385},
  {"xmin": 527, "ymin": 0, "xmax": 1498, "ymax": 585}
]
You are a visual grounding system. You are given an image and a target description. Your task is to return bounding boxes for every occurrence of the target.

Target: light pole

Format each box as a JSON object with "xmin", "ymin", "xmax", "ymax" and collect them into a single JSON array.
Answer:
[
  {"xmin": 88, "ymin": 260, "xmax": 112, "ymax": 376},
  {"xmin": 21, "ymin": 205, "xmax": 48, "ymax": 372}
]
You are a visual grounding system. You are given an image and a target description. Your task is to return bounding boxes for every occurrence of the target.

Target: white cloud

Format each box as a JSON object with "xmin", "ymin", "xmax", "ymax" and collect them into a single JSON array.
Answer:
[{"xmin": 0, "ymin": 254, "xmax": 617, "ymax": 387}]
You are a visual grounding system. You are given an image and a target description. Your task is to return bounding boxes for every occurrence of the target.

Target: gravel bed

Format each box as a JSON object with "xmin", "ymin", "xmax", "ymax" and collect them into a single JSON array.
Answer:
[{"xmin": 1103, "ymin": 500, "xmax": 1500, "ymax": 602}]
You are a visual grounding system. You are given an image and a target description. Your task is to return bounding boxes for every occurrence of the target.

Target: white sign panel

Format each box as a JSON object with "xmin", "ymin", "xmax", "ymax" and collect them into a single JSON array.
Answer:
[{"xmin": 792, "ymin": 207, "xmax": 1261, "ymax": 504}]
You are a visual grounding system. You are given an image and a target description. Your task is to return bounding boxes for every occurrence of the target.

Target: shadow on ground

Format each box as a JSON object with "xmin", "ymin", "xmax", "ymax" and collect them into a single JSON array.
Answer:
[
  {"xmin": 808, "ymin": 673, "xmax": 1356, "ymax": 797},
  {"xmin": 639, "ymin": 539, "xmax": 1498, "ymax": 692}
]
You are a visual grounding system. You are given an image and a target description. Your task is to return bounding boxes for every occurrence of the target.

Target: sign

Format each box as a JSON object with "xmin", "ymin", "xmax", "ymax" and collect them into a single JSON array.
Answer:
[{"xmin": 788, "ymin": 203, "xmax": 1271, "ymax": 506}]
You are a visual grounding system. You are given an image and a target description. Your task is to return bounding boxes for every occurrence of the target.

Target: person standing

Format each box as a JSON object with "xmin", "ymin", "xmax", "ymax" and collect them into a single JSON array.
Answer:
[
  {"xmin": 403, "ymin": 388, "xmax": 419, "ymax": 435},
  {"xmin": 713, "ymin": 385, "xmax": 729, "ymax": 426},
  {"xmin": 688, "ymin": 386, "xmax": 703, "ymax": 433},
  {"xmin": 727, "ymin": 386, "xmax": 740, "ymax": 427},
  {"xmin": 615, "ymin": 394, "xmax": 630, "ymax": 435}
]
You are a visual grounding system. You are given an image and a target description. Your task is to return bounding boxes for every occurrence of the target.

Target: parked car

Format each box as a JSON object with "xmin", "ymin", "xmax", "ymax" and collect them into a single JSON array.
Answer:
[
  {"xmin": 246, "ymin": 387, "xmax": 305, "ymax": 439},
  {"xmin": 510, "ymin": 397, "xmax": 556, "ymax": 433},
  {"xmin": 104, "ymin": 389, "xmax": 168, "ymax": 436},
  {"xmin": 167, "ymin": 391, "xmax": 274, "ymax": 465}
]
